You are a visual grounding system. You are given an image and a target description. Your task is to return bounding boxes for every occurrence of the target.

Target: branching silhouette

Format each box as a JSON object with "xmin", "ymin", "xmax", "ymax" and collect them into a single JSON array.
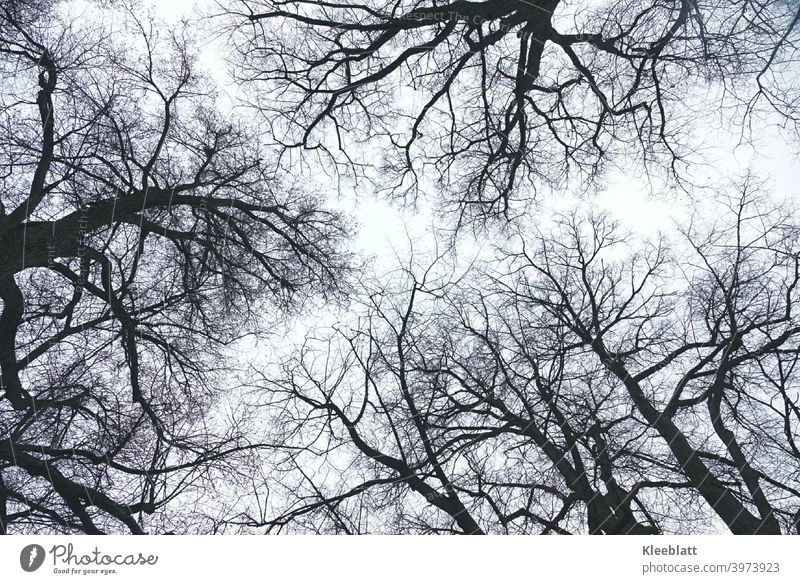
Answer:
[
  {"xmin": 0, "ymin": 1, "xmax": 349, "ymax": 534},
  {"xmin": 251, "ymin": 189, "xmax": 800, "ymax": 534},
  {"xmin": 225, "ymin": 0, "xmax": 800, "ymax": 220},
  {"xmin": 2, "ymin": 0, "xmax": 798, "ymax": 536}
]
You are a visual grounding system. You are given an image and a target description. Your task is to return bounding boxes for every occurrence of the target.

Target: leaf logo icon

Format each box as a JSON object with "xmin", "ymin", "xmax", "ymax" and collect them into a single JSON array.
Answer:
[{"xmin": 20, "ymin": 544, "xmax": 46, "ymax": 572}]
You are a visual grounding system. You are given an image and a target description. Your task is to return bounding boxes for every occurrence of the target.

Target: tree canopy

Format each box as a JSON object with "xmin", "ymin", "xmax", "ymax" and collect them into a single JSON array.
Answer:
[
  {"xmin": 253, "ymin": 190, "xmax": 800, "ymax": 534},
  {"xmin": 227, "ymin": 0, "xmax": 800, "ymax": 219},
  {"xmin": 0, "ymin": 0, "xmax": 798, "ymax": 534},
  {"xmin": 0, "ymin": 0, "xmax": 348, "ymax": 534}
]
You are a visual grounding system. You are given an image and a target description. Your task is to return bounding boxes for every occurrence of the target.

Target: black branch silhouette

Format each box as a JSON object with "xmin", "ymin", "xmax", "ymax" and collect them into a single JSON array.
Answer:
[
  {"xmin": 2, "ymin": 0, "xmax": 798, "ymax": 536},
  {"xmin": 0, "ymin": 0, "xmax": 349, "ymax": 534},
  {"xmin": 251, "ymin": 189, "xmax": 800, "ymax": 534},
  {"xmin": 225, "ymin": 0, "xmax": 800, "ymax": 221}
]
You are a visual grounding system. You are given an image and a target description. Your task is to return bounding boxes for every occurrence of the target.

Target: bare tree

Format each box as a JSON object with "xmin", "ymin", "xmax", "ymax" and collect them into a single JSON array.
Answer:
[
  {"xmin": 0, "ymin": 1, "xmax": 349, "ymax": 534},
  {"xmin": 4, "ymin": 0, "xmax": 797, "ymax": 537},
  {"xmin": 252, "ymin": 186, "xmax": 800, "ymax": 534},
  {"xmin": 223, "ymin": 0, "xmax": 800, "ymax": 220}
]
